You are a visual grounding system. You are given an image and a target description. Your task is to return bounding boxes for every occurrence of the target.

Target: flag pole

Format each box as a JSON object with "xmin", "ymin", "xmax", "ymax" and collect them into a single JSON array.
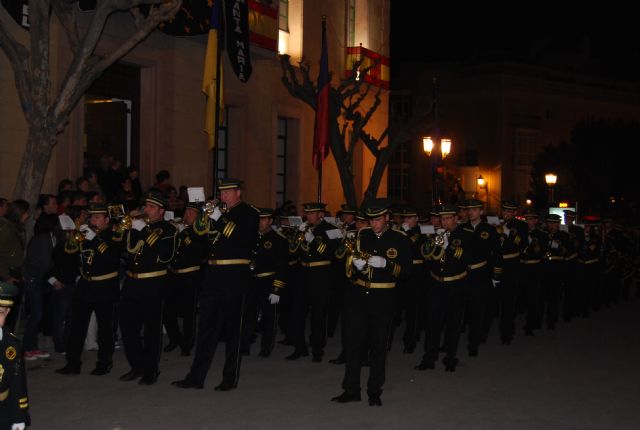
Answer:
[
  {"xmin": 212, "ymin": 30, "xmax": 222, "ymax": 192},
  {"xmin": 317, "ymin": 162, "xmax": 322, "ymax": 203}
]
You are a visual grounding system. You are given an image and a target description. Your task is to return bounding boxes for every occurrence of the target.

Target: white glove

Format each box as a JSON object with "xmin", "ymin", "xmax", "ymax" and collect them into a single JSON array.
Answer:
[
  {"xmin": 401, "ymin": 222, "xmax": 410, "ymax": 231},
  {"xmin": 442, "ymin": 234, "xmax": 449, "ymax": 250},
  {"xmin": 12, "ymin": 423, "xmax": 26, "ymax": 430},
  {"xmin": 132, "ymin": 219, "xmax": 147, "ymax": 231},
  {"xmin": 492, "ymin": 279, "xmax": 500, "ymax": 288},
  {"xmin": 80, "ymin": 224, "xmax": 96, "ymax": 240},
  {"xmin": 304, "ymin": 230, "xmax": 315, "ymax": 243},
  {"xmin": 551, "ymin": 240, "xmax": 559, "ymax": 249},
  {"xmin": 528, "ymin": 235, "xmax": 533, "ymax": 244},
  {"xmin": 298, "ymin": 222, "xmax": 308, "ymax": 231},
  {"xmin": 209, "ymin": 207, "xmax": 222, "ymax": 221},
  {"xmin": 352, "ymin": 258, "xmax": 367, "ymax": 271},
  {"xmin": 268, "ymin": 293, "xmax": 280, "ymax": 305},
  {"xmin": 502, "ymin": 226, "xmax": 510, "ymax": 237},
  {"xmin": 367, "ymin": 256, "xmax": 387, "ymax": 268}
]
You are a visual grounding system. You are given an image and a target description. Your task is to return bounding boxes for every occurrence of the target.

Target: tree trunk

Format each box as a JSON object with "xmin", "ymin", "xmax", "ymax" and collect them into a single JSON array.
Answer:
[
  {"xmin": 12, "ymin": 126, "xmax": 56, "ymax": 205},
  {"xmin": 328, "ymin": 119, "xmax": 357, "ymax": 206}
]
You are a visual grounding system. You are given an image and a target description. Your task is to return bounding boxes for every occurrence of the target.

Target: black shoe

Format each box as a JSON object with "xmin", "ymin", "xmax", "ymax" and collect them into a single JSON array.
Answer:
[
  {"xmin": 163, "ymin": 342, "xmax": 179, "ymax": 353},
  {"xmin": 285, "ymin": 349, "xmax": 309, "ymax": 361},
  {"xmin": 171, "ymin": 378, "xmax": 204, "ymax": 389},
  {"xmin": 90, "ymin": 363, "xmax": 112, "ymax": 376},
  {"xmin": 214, "ymin": 381, "xmax": 236, "ymax": 392},
  {"xmin": 403, "ymin": 345, "xmax": 415, "ymax": 354},
  {"xmin": 56, "ymin": 365, "xmax": 80, "ymax": 375},
  {"xmin": 330, "ymin": 392, "xmax": 361, "ymax": 403},
  {"xmin": 414, "ymin": 360, "xmax": 435, "ymax": 371},
  {"xmin": 468, "ymin": 346, "xmax": 478, "ymax": 357},
  {"xmin": 500, "ymin": 336, "xmax": 512, "ymax": 345},
  {"xmin": 278, "ymin": 338, "xmax": 294, "ymax": 346},
  {"xmin": 368, "ymin": 395, "xmax": 383, "ymax": 406},
  {"xmin": 329, "ymin": 353, "xmax": 345, "ymax": 365},
  {"xmin": 139, "ymin": 371, "xmax": 160, "ymax": 386},
  {"xmin": 443, "ymin": 357, "xmax": 458, "ymax": 372},
  {"xmin": 312, "ymin": 354, "xmax": 323, "ymax": 363},
  {"xmin": 547, "ymin": 323, "xmax": 555, "ymax": 330},
  {"xmin": 241, "ymin": 348, "xmax": 250, "ymax": 356},
  {"xmin": 180, "ymin": 348, "xmax": 191, "ymax": 357},
  {"xmin": 119, "ymin": 369, "xmax": 142, "ymax": 381},
  {"xmin": 258, "ymin": 349, "xmax": 272, "ymax": 358},
  {"xmin": 523, "ymin": 326, "xmax": 534, "ymax": 336}
]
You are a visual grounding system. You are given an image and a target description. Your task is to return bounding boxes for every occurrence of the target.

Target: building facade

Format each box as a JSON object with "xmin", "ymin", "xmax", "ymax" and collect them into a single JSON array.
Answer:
[
  {"xmin": 0, "ymin": 0, "xmax": 390, "ymax": 214},
  {"xmin": 390, "ymin": 61, "xmax": 640, "ymax": 215}
]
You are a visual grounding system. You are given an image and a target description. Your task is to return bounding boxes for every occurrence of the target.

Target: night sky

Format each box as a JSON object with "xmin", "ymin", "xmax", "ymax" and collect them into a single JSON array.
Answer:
[{"xmin": 390, "ymin": 2, "xmax": 640, "ymax": 81}]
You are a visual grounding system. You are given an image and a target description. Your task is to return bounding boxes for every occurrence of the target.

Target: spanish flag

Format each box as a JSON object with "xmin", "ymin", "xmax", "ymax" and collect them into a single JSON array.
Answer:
[{"xmin": 203, "ymin": 0, "xmax": 224, "ymax": 150}]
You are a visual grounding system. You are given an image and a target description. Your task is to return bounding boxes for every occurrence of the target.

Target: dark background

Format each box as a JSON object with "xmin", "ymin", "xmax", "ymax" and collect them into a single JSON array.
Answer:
[{"xmin": 390, "ymin": 1, "xmax": 640, "ymax": 81}]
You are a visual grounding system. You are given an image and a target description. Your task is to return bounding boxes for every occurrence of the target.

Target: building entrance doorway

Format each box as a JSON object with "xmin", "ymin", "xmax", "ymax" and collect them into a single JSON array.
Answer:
[{"xmin": 84, "ymin": 62, "xmax": 140, "ymax": 200}]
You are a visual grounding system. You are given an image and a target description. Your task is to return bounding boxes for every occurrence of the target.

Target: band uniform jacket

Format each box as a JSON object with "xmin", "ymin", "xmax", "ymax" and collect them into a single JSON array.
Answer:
[
  {"xmin": 461, "ymin": 221, "xmax": 502, "ymax": 281},
  {"xmin": 0, "ymin": 328, "xmax": 30, "ymax": 429},
  {"xmin": 194, "ymin": 201, "xmax": 259, "ymax": 262},
  {"xmin": 170, "ymin": 225, "xmax": 207, "ymax": 273},
  {"xmin": 350, "ymin": 227, "xmax": 411, "ymax": 286},
  {"xmin": 521, "ymin": 228, "xmax": 549, "ymax": 263},
  {"xmin": 405, "ymin": 226, "xmax": 428, "ymax": 275},
  {"xmin": 421, "ymin": 225, "xmax": 474, "ymax": 281},
  {"xmin": 65, "ymin": 229, "xmax": 122, "ymax": 301},
  {"xmin": 291, "ymin": 219, "xmax": 340, "ymax": 266},
  {"xmin": 499, "ymin": 218, "xmax": 528, "ymax": 266},
  {"xmin": 253, "ymin": 228, "xmax": 288, "ymax": 295},
  {"xmin": 545, "ymin": 230, "xmax": 572, "ymax": 262}
]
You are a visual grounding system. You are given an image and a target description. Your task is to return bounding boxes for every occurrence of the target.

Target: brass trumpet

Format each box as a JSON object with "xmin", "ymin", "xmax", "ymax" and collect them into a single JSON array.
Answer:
[
  {"xmin": 343, "ymin": 234, "xmax": 371, "ymax": 261},
  {"xmin": 119, "ymin": 213, "xmax": 150, "ymax": 230},
  {"xmin": 203, "ymin": 199, "xmax": 227, "ymax": 215}
]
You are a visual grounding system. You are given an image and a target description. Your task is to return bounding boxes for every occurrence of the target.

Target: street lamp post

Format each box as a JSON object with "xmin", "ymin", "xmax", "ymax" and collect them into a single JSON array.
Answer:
[
  {"xmin": 477, "ymin": 174, "xmax": 488, "ymax": 208},
  {"xmin": 423, "ymin": 136, "xmax": 452, "ymax": 206},
  {"xmin": 545, "ymin": 173, "xmax": 557, "ymax": 205}
]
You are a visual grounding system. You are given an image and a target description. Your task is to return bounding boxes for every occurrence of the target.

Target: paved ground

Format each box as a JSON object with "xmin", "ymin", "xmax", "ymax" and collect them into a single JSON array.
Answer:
[{"xmin": 23, "ymin": 297, "xmax": 640, "ymax": 430}]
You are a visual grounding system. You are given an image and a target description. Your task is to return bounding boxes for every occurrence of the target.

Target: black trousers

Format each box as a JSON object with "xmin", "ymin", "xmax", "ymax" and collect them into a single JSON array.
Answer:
[
  {"xmin": 163, "ymin": 271, "xmax": 202, "ymax": 351},
  {"xmin": 342, "ymin": 286, "xmax": 396, "ymax": 397},
  {"xmin": 241, "ymin": 276, "xmax": 279, "ymax": 354},
  {"xmin": 400, "ymin": 268, "xmax": 425, "ymax": 350},
  {"xmin": 65, "ymin": 295, "xmax": 115, "ymax": 370},
  {"xmin": 119, "ymin": 277, "xmax": 167, "ymax": 378},
  {"xmin": 541, "ymin": 262, "xmax": 564, "ymax": 327},
  {"xmin": 186, "ymin": 265, "xmax": 250, "ymax": 386},
  {"xmin": 577, "ymin": 262, "xmax": 600, "ymax": 316},
  {"xmin": 290, "ymin": 265, "xmax": 332, "ymax": 356},
  {"xmin": 562, "ymin": 260, "xmax": 579, "ymax": 321},
  {"xmin": 521, "ymin": 263, "xmax": 542, "ymax": 331},
  {"xmin": 278, "ymin": 263, "xmax": 299, "ymax": 340},
  {"xmin": 498, "ymin": 260, "xmax": 520, "ymax": 341},
  {"xmin": 466, "ymin": 267, "xmax": 492, "ymax": 349},
  {"xmin": 423, "ymin": 279, "xmax": 466, "ymax": 363}
]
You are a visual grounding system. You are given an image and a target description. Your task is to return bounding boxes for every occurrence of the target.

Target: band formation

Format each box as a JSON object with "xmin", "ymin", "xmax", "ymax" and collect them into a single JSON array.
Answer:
[{"xmin": 1, "ymin": 179, "xmax": 639, "ymax": 427}]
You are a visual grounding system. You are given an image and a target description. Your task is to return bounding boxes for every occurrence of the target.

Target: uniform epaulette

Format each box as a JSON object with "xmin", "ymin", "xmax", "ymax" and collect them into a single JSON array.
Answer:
[
  {"xmin": 463, "ymin": 227, "xmax": 474, "ymax": 233},
  {"xmin": 9, "ymin": 332, "xmax": 19, "ymax": 339},
  {"xmin": 276, "ymin": 230, "xmax": 288, "ymax": 241},
  {"xmin": 393, "ymin": 229, "xmax": 407, "ymax": 236},
  {"xmin": 249, "ymin": 204, "xmax": 261, "ymax": 213}
]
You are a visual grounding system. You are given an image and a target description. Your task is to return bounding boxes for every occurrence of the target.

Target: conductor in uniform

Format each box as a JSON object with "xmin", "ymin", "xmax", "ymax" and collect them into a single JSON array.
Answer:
[
  {"xmin": 119, "ymin": 192, "xmax": 178, "ymax": 385},
  {"xmin": 331, "ymin": 200, "xmax": 410, "ymax": 406},
  {"xmin": 0, "ymin": 282, "xmax": 30, "ymax": 430},
  {"xmin": 172, "ymin": 179, "xmax": 259, "ymax": 391}
]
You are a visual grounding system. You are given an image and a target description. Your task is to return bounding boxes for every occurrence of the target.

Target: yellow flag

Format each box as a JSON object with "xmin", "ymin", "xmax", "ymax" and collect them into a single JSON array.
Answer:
[{"xmin": 203, "ymin": 1, "xmax": 224, "ymax": 150}]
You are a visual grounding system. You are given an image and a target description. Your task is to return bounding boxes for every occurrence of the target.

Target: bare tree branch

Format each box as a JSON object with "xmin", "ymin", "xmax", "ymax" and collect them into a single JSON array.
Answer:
[
  {"xmin": 52, "ymin": 0, "xmax": 81, "ymax": 51},
  {"xmin": 28, "ymin": 0, "xmax": 53, "ymax": 131},
  {"xmin": 54, "ymin": 0, "xmax": 181, "ymax": 129},
  {"xmin": 0, "ymin": 6, "xmax": 33, "ymax": 120}
]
